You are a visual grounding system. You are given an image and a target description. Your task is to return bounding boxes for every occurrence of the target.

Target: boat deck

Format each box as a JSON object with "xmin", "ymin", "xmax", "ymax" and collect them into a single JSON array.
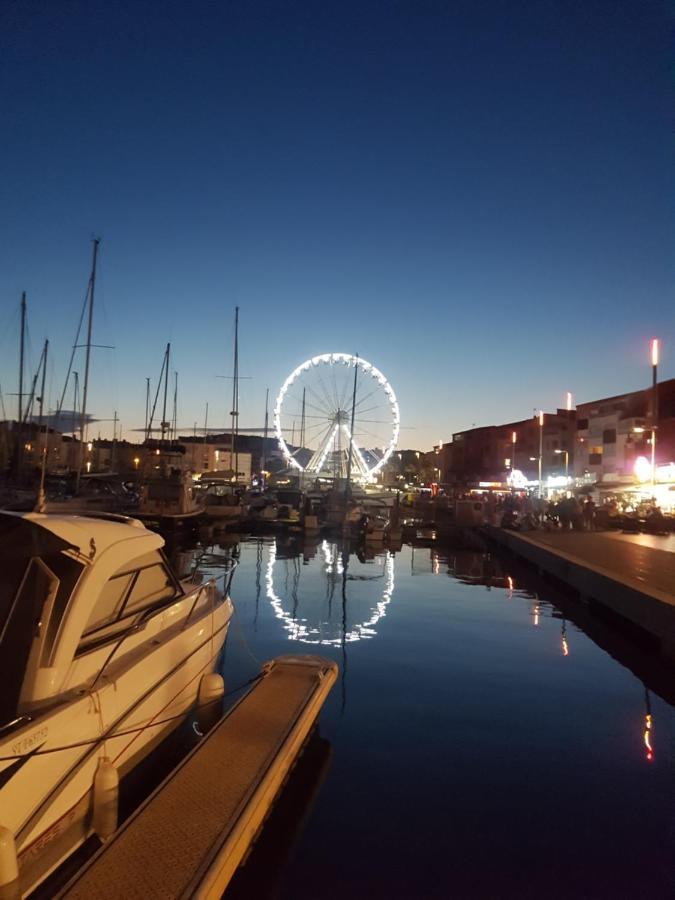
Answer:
[{"xmin": 58, "ymin": 655, "xmax": 337, "ymax": 900}]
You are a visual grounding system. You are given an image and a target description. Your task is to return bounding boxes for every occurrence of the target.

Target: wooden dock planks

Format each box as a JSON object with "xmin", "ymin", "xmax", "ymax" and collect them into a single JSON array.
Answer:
[{"xmin": 58, "ymin": 655, "xmax": 337, "ymax": 900}]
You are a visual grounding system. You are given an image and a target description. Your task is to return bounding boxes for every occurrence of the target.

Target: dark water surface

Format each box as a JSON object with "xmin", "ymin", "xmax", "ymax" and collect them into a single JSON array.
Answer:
[{"xmin": 199, "ymin": 536, "xmax": 674, "ymax": 900}]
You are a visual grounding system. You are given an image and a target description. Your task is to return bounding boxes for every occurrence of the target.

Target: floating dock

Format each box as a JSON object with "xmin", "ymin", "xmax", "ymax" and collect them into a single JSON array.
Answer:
[
  {"xmin": 487, "ymin": 526, "xmax": 675, "ymax": 657},
  {"xmin": 58, "ymin": 655, "xmax": 337, "ymax": 900}
]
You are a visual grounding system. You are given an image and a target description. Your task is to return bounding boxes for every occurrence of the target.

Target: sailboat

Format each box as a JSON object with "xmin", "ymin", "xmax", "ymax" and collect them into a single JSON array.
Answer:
[{"xmin": 135, "ymin": 344, "xmax": 204, "ymax": 530}]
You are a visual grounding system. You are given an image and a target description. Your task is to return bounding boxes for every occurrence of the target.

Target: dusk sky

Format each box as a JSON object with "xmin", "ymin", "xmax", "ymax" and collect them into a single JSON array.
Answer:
[{"xmin": 1, "ymin": 0, "xmax": 673, "ymax": 450}]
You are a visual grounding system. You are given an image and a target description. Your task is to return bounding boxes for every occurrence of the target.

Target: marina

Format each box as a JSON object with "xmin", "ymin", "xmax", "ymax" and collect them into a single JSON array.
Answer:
[{"xmin": 3, "ymin": 4, "xmax": 674, "ymax": 894}]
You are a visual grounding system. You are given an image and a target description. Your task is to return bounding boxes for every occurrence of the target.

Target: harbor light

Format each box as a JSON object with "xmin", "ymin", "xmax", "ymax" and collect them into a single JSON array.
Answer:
[
  {"xmin": 634, "ymin": 455, "xmax": 651, "ymax": 483},
  {"xmin": 651, "ymin": 338, "xmax": 659, "ymax": 367}
]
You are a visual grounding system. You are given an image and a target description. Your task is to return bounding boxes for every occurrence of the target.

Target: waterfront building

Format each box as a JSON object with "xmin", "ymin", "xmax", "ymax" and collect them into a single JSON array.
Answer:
[
  {"xmin": 441, "ymin": 410, "xmax": 576, "ymax": 487},
  {"xmin": 574, "ymin": 378, "xmax": 675, "ymax": 482}
]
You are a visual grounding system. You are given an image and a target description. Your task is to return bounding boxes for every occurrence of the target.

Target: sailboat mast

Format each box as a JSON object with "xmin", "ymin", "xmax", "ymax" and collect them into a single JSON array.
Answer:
[
  {"xmin": 72, "ymin": 372, "xmax": 79, "ymax": 437},
  {"xmin": 172, "ymin": 371, "xmax": 178, "ymax": 442},
  {"xmin": 300, "ymin": 387, "xmax": 306, "ymax": 487},
  {"xmin": 37, "ymin": 339, "xmax": 48, "ymax": 457},
  {"xmin": 161, "ymin": 343, "xmax": 170, "ymax": 445},
  {"xmin": 18, "ymin": 292, "xmax": 26, "ymax": 424},
  {"xmin": 345, "ymin": 354, "xmax": 359, "ymax": 494},
  {"xmin": 112, "ymin": 409, "xmax": 118, "ymax": 470},
  {"xmin": 78, "ymin": 238, "xmax": 99, "ymax": 486},
  {"xmin": 144, "ymin": 377, "xmax": 150, "ymax": 437},
  {"xmin": 261, "ymin": 387, "xmax": 269, "ymax": 484},
  {"xmin": 230, "ymin": 306, "xmax": 239, "ymax": 483}
]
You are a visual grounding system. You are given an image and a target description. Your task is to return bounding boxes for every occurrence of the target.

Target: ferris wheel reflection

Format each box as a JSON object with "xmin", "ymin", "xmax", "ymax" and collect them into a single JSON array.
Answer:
[{"xmin": 265, "ymin": 539, "xmax": 395, "ymax": 646}]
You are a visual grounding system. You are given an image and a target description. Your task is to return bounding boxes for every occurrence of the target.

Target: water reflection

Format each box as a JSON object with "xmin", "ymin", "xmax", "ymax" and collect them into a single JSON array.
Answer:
[
  {"xmin": 180, "ymin": 535, "xmax": 674, "ymax": 896},
  {"xmin": 265, "ymin": 539, "xmax": 395, "ymax": 647}
]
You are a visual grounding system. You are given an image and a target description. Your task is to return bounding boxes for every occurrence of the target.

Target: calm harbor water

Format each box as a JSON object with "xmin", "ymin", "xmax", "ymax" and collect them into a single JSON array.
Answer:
[{"xmin": 186, "ymin": 534, "xmax": 675, "ymax": 900}]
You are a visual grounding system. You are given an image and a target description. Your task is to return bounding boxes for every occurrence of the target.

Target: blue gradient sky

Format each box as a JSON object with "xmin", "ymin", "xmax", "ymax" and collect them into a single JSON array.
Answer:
[{"xmin": 1, "ymin": 0, "xmax": 673, "ymax": 449}]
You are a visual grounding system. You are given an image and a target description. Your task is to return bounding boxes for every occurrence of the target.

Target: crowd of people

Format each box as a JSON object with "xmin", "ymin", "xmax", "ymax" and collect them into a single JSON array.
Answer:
[{"xmin": 491, "ymin": 493, "xmax": 669, "ymax": 534}]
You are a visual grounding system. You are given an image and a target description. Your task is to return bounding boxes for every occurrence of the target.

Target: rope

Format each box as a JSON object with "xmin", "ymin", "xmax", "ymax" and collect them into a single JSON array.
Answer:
[{"xmin": 0, "ymin": 675, "xmax": 262, "ymax": 762}]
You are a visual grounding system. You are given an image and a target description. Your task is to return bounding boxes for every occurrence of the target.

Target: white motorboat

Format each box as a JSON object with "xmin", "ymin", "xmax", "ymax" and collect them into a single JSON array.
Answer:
[{"xmin": 0, "ymin": 511, "xmax": 234, "ymax": 896}]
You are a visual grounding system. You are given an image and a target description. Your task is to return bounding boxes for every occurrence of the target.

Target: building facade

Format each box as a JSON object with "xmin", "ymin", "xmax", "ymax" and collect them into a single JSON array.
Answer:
[{"xmin": 441, "ymin": 410, "xmax": 576, "ymax": 487}]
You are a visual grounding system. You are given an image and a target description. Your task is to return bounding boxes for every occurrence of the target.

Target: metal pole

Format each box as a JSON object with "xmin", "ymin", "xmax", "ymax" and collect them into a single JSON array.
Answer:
[
  {"xmin": 144, "ymin": 377, "xmax": 150, "ymax": 438},
  {"xmin": 37, "ymin": 339, "xmax": 48, "ymax": 460},
  {"xmin": 538, "ymin": 411, "xmax": 543, "ymax": 499},
  {"xmin": 230, "ymin": 307, "xmax": 239, "ymax": 483},
  {"xmin": 161, "ymin": 343, "xmax": 170, "ymax": 445},
  {"xmin": 111, "ymin": 410, "xmax": 117, "ymax": 471},
  {"xmin": 261, "ymin": 387, "xmax": 269, "ymax": 486},
  {"xmin": 346, "ymin": 355, "xmax": 358, "ymax": 495},
  {"xmin": 78, "ymin": 238, "xmax": 99, "ymax": 489},
  {"xmin": 651, "ymin": 354, "xmax": 658, "ymax": 488},
  {"xmin": 18, "ymin": 292, "xmax": 26, "ymax": 424}
]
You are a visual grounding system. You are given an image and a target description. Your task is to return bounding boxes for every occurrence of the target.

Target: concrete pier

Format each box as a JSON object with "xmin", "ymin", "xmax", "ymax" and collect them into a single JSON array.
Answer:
[
  {"xmin": 487, "ymin": 527, "xmax": 675, "ymax": 658},
  {"xmin": 58, "ymin": 655, "xmax": 337, "ymax": 900}
]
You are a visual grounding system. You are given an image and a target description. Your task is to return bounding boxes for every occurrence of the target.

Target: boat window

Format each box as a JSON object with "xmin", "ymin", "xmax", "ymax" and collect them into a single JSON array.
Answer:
[
  {"xmin": 82, "ymin": 572, "xmax": 134, "ymax": 635},
  {"xmin": 123, "ymin": 564, "xmax": 176, "ymax": 615}
]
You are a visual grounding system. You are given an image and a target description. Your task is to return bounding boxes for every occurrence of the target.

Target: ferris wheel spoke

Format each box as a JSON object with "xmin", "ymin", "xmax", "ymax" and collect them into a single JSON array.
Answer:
[
  {"xmin": 283, "ymin": 390, "xmax": 329, "ymax": 418},
  {"xmin": 315, "ymin": 371, "xmax": 338, "ymax": 416},
  {"xmin": 303, "ymin": 419, "xmax": 333, "ymax": 443},
  {"xmin": 306, "ymin": 380, "xmax": 336, "ymax": 416},
  {"xmin": 353, "ymin": 404, "xmax": 384, "ymax": 417},
  {"xmin": 339, "ymin": 365, "xmax": 357, "ymax": 410},
  {"xmin": 352, "ymin": 384, "xmax": 381, "ymax": 412}
]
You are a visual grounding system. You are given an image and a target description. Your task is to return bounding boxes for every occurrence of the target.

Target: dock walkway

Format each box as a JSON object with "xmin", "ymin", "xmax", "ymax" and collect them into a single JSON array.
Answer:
[
  {"xmin": 487, "ymin": 527, "xmax": 675, "ymax": 657},
  {"xmin": 58, "ymin": 655, "xmax": 337, "ymax": 900}
]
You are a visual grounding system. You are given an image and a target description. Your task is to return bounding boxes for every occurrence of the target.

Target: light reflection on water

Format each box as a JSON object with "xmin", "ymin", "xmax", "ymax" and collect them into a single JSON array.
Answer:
[{"xmin": 193, "ymin": 536, "xmax": 674, "ymax": 899}]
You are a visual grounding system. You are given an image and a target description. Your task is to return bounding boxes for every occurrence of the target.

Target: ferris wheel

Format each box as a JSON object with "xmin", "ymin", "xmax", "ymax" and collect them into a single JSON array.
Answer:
[{"xmin": 273, "ymin": 353, "xmax": 399, "ymax": 481}]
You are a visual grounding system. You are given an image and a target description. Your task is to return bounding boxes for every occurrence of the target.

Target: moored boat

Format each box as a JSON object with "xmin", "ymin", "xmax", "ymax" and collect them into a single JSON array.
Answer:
[{"xmin": 0, "ymin": 511, "xmax": 234, "ymax": 896}]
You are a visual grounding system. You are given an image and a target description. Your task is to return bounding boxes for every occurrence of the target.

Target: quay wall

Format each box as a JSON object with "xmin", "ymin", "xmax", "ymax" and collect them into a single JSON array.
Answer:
[{"xmin": 486, "ymin": 526, "xmax": 675, "ymax": 660}]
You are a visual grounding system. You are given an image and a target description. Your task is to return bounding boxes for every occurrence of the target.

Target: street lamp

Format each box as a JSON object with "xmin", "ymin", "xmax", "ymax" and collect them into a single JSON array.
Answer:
[
  {"xmin": 554, "ymin": 448, "xmax": 569, "ymax": 478},
  {"xmin": 651, "ymin": 338, "xmax": 659, "ymax": 487},
  {"xmin": 538, "ymin": 410, "xmax": 544, "ymax": 498}
]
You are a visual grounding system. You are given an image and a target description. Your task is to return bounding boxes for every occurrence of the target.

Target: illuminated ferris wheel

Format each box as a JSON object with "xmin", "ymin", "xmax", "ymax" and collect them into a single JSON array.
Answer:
[{"xmin": 273, "ymin": 353, "xmax": 400, "ymax": 481}]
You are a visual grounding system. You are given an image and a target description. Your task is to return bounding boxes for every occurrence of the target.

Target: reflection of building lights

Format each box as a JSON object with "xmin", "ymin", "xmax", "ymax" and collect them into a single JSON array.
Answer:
[
  {"xmin": 86, "ymin": 461, "xmax": 92, "ymax": 472},
  {"xmin": 266, "ymin": 541, "xmax": 395, "ymax": 644},
  {"xmin": 644, "ymin": 714, "xmax": 653, "ymax": 762},
  {"xmin": 432, "ymin": 551, "xmax": 440, "ymax": 575},
  {"xmin": 561, "ymin": 620, "xmax": 569, "ymax": 656},
  {"xmin": 533, "ymin": 603, "xmax": 540, "ymax": 626}
]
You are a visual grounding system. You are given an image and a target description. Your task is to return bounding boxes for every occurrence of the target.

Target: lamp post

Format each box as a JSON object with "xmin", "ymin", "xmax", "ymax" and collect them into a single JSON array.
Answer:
[
  {"xmin": 651, "ymin": 338, "xmax": 659, "ymax": 487},
  {"xmin": 555, "ymin": 448, "xmax": 569, "ymax": 479},
  {"xmin": 538, "ymin": 410, "xmax": 544, "ymax": 498}
]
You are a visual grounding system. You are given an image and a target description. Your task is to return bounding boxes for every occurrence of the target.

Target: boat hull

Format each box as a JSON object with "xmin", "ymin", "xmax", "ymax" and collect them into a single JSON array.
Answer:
[{"xmin": 1, "ymin": 589, "xmax": 233, "ymax": 896}]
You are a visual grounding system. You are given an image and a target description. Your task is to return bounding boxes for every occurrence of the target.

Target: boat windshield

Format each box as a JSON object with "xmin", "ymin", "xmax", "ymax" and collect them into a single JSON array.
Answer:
[{"xmin": 0, "ymin": 516, "xmax": 83, "ymax": 727}]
